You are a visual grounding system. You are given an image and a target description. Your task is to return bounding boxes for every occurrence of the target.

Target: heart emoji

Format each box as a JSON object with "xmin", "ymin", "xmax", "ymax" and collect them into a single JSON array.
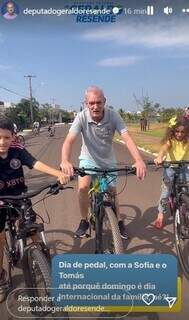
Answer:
[{"xmin": 142, "ymin": 293, "xmax": 155, "ymax": 306}]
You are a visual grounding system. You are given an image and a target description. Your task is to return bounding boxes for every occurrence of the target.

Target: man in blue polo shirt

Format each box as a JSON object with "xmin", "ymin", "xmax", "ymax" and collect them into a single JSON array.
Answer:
[{"xmin": 61, "ymin": 86, "xmax": 146, "ymax": 239}]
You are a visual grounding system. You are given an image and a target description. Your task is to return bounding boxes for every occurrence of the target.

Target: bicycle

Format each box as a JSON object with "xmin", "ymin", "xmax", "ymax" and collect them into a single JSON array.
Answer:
[
  {"xmin": 32, "ymin": 127, "xmax": 40, "ymax": 136},
  {"xmin": 74, "ymin": 166, "xmax": 136, "ymax": 254},
  {"xmin": 148, "ymin": 160, "xmax": 189, "ymax": 279},
  {"xmin": 48, "ymin": 126, "xmax": 55, "ymax": 137},
  {"xmin": 0, "ymin": 182, "xmax": 73, "ymax": 314}
]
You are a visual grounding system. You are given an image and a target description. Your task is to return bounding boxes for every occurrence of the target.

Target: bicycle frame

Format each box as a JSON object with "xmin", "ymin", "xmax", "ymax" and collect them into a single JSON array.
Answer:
[
  {"xmin": 89, "ymin": 175, "xmax": 117, "ymax": 253},
  {"xmin": 147, "ymin": 161, "xmax": 189, "ymax": 215},
  {"xmin": 166, "ymin": 164, "xmax": 189, "ymax": 216},
  {"xmin": 74, "ymin": 166, "xmax": 135, "ymax": 253},
  {"xmin": 0, "ymin": 182, "xmax": 72, "ymax": 287},
  {"xmin": 3, "ymin": 202, "xmax": 49, "ymax": 287}
]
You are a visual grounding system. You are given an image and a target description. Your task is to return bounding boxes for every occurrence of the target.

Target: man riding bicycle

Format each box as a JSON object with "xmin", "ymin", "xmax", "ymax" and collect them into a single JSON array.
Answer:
[
  {"xmin": 48, "ymin": 122, "xmax": 55, "ymax": 136},
  {"xmin": 61, "ymin": 86, "xmax": 146, "ymax": 239},
  {"xmin": 33, "ymin": 121, "xmax": 40, "ymax": 134}
]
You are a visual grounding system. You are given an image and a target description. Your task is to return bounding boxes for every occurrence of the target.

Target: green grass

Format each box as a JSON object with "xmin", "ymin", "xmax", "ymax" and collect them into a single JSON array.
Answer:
[
  {"xmin": 141, "ymin": 128, "xmax": 166, "ymax": 138},
  {"xmin": 114, "ymin": 122, "xmax": 168, "ymax": 154}
]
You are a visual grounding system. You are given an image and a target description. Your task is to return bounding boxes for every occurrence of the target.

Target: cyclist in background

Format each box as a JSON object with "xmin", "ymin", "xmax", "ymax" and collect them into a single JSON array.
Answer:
[
  {"xmin": 154, "ymin": 116, "xmax": 189, "ymax": 229},
  {"xmin": 0, "ymin": 117, "xmax": 69, "ymax": 300},
  {"xmin": 33, "ymin": 121, "xmax": 40, "ymax": 134},
  {"xmin": 48, "ymin": 122, "xmax": 55, "ymax": 136},
  {"xmin": 61, "ymin": 86, "xmax": 146, "ymax": 239}
]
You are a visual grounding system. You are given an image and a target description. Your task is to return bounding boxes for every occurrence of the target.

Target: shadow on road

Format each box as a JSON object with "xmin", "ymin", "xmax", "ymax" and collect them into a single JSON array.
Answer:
[
  {"xmin": 45, "ymin": 229, "xmax": 92, "ymax": 255},
  {"xmin": 119, "ymin": 204, "xmax": 175, "ymax": 255}
]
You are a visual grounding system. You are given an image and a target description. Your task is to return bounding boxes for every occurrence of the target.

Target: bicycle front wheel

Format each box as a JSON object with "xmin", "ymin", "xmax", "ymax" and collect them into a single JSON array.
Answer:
[
  {"xmin": 174, "ymin": 198, "xmax": 189, "ymax": 279},
  {"xmin": 22, "ymin": 246, "xmax": 51, "ymax": 315},
  {"xmin": 102, "ymin": 207, "xmax": 124, "ymax": 254}
]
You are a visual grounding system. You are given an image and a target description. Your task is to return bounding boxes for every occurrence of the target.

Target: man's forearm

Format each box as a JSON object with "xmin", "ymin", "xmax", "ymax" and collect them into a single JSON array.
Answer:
[
  {"xmin": 122, "ymin": 133, "xmax": 143, "ymax": 162},
  {"xmin": 61, "ymin": 141, "xmax": 72, "ymax": 162}
]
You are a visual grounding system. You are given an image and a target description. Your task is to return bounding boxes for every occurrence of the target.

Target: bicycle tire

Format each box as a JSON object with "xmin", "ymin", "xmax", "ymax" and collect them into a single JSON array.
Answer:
[
  {"xmin": 22, "ymin": 246, "xmax": 51, "ymax": 315},
  {"xmin": 102, "ymin": 207, "xmax": 124, "ymax": 254},
  {"xmin": 33, "ymin": 128, "xmax": 39, "ymax": 136},
  {"xmin": 89, "ymin": 191, "xmax": 96, "ymax": 230},
  {"xmin": 4, "ymin": 214, "xmax": 19, "ymax": 287},
  {"xmin": 17, "ymin": 135, "xmax": 25, "ymax": 146},
  {"xmin": 174, "ymin": 198, "xmax": 189, "ymax": 279}
]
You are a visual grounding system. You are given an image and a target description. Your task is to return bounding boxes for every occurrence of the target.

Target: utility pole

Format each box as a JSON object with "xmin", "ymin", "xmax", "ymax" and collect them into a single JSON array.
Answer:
[{"xmin": 24, "ymin": 75, "xmax": 36, "ymax": 124}]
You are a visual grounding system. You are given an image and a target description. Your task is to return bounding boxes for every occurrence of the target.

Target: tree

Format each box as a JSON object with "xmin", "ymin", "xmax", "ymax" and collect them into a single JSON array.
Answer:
[
  {"xmin": 160, "ymin": 107, "xmax": 183, "ymax": 122},
  {"xmin": 141, "ymin": 97, "xmax": 154, "ymax": 118},
  {"xmin": 118, "ymin": 108, "xmax": 126, "ymax": 120},
  {"xmin": 39, "ymin": 103, "xmax": 53, "ymax": 122},
  {"xmin": 5, "ymin": 97, "xmax": 40, "ymax": 129},
  {"xmin": 133, "ymin": 93, "xmax": 155, "ymax": 118},
  {"xmin": 154, "ymin": 103, "xmax": 161, "ymax": 111},
  {"xmin": 39, "ymin": 103, "xmax": 71, "ymax": 123}
]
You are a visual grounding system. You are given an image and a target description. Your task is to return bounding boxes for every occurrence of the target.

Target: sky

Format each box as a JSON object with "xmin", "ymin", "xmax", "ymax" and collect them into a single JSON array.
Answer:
[{"xmin": 1, "ymin": 0, "xmax": 189, "ymax": 111}]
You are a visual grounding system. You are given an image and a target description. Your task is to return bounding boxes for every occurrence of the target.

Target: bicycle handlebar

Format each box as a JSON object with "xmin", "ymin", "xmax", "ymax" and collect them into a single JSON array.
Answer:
[
  {"xmin": 146, "ymin": 160, "xmax": 189, "ymax": 167},
  {"xmin": 0, "ymin": 182, "xmax": 73, "ymax": 201},
  {"xmin": 73, "ymin": 166, "xmax": 136, "ymax": 177}
]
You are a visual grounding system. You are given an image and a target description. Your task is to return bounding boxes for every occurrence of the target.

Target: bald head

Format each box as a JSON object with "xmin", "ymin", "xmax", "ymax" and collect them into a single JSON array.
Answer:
[
  {"xmin": 84, "ymin": 86, "xmax": 106, "ymax": 122},
  {"xmin": 85, "ymin": 86, "xmax": 105, "ymax": 102},
  {"xmin": 7, "ymin": 2, "xmax": 15, "ymax": 14}
]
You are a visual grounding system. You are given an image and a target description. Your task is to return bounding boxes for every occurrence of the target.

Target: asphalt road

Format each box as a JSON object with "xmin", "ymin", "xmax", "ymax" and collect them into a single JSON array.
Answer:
[{"xmin": 1, "ymin": 124, "xmax": 188, "ymax": 320}]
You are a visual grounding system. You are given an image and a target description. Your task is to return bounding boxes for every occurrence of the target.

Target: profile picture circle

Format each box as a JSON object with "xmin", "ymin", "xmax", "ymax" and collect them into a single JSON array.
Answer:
[{"xmin": 1, "ymin": 1, "xmax": 19, "ymax": 20}]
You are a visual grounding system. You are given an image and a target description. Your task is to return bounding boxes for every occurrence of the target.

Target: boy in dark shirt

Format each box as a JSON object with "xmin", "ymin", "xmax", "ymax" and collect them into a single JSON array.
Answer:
[{"xmin": 0, "ymin": 117, "xmax": 69, "ymax": 300}]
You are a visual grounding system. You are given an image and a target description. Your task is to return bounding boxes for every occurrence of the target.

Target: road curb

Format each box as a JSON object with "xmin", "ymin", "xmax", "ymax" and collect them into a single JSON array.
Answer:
[{"xmin": 115, "ymin": 138, "xmax": 157, "ymax": 157}]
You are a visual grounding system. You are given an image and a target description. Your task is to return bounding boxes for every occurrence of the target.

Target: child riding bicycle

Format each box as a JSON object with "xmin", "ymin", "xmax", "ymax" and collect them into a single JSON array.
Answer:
[
  {"xmin": 48, "ymin": 122, "xmax": 55, "ymax": 136},
  {"xmin": 154, "ymin": 116, "xmax": 189, "ymax": 229},
  {"xmin": 0, "ymin": 117, "xmax": 69, "ymax": 301}
]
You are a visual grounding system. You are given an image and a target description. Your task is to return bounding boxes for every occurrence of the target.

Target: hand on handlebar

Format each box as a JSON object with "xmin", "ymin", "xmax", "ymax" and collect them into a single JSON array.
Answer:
[
  {"xmin": 57, "ymin": 171, "xmax": 70, "ymax": 184},
  {"xmin": 154, "ymin": 157, "xmax": 163, "ymax": 166},
  {"xmin": 133, "ymin": 159, "xmax": 146, "ymax": 180},
  {"xmin": 60, "ymin": 161, "xmax": 74, "ymax": 177}
]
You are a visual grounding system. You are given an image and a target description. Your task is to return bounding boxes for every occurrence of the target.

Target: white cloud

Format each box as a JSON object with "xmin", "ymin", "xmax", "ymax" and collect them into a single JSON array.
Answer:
[
  {"xmin": 0, "ymin": 65, "xmax": 11, "ymax": 70},
  {"xmin": 81, "ymin": 19, "xmax": 189, "ymax": 49},
  {"xmin": 97, "ymin": 55, "xmax": 142, "ymax": 67}
]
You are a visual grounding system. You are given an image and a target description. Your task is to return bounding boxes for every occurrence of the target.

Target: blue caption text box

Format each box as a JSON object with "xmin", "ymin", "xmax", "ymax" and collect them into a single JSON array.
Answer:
[{"xmin": 51, "ymin": 254, "xmax": 180, "ymax": 312}]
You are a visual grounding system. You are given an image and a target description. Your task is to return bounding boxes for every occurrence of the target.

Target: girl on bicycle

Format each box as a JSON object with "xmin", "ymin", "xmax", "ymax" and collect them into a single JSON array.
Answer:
[{"xmin": 154, "ymin": 116, "xmax": 189, "ymax": 229}]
